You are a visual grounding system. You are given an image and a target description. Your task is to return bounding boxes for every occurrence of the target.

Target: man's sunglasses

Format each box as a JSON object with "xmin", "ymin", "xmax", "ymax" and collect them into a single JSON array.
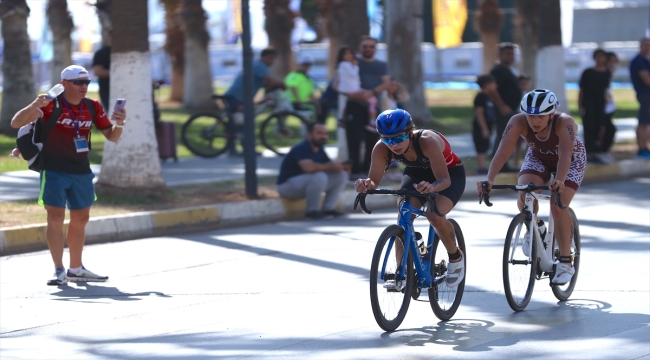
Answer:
[
  {"xmin": 380, "ymin": 133, "xmax": 409, "ymax": 146},
  {"xmin": 362, "ymin": 44, "xmax": 376, "ymax": 49},
  {"xmin": 68, "ymin": 80, "xmax": 91, "ymax": 86}
]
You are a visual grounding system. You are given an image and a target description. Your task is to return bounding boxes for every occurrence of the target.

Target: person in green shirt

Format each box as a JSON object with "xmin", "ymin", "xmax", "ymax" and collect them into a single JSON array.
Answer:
[{"xmin": 285, "ymin": 55, "xmax": 320, "ymax": 115}]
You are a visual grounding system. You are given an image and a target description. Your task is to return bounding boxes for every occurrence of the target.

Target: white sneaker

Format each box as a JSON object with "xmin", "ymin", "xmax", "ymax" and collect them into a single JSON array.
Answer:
[
  {"xmin": 596, "ymin": 153, "xmax": 615, "ymax": 164},
  {"xmin": 46, "ymin": 268, "xmax": 67, "ymax": 286},
  {"xmin": 66, "ymin": 267, "xmax": 108, "ymax": 282},
  {"xmin": 551, "ymin": 263, "xmax": 575, "ymax": 285},
  {"xmin": 445, "ymin": 251, "xmax": 465, "ymax": 288}
]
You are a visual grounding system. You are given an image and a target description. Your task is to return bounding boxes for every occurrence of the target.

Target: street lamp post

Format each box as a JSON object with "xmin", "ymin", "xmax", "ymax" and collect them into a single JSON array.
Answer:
[{"xmin": 241, "ymin": 0, "xmax": 258, "ymax": 199}]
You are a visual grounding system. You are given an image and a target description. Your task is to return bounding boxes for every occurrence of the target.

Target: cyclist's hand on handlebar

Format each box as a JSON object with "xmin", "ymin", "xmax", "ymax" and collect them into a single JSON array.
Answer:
[
  {"xmin": 414, "ymin": 181, "xmax": 434, "ymax": 194},
  {"xmin": 354, "ymin": 178, "xmax": 375, "ymax": 193},
  {"xmin": 550, "ymin": 179, "xmax": 565, "ymax": 194},
  {"xmin": 476, "ymin": 179, "xmax": 493, "ymax": 196}
]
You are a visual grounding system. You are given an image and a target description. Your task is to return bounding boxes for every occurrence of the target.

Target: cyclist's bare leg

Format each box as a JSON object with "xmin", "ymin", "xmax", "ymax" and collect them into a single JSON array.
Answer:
[
  {"xmin": 424, "ymin": 195, "xmax": 460, "ymax": 260},
  {"xmin": 517, "ymin": 173, "xmax": 545, "ymax": 212},
  {"xmin": 551, "ymin": 187, "xmax": 577, "ymax": 257}
]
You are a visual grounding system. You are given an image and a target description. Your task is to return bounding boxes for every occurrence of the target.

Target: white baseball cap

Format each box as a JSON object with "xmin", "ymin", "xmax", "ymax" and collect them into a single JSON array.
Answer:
[
  {"xmin": 298, "ymin": 55, "xmax": 314, "ymax": 65},
  {"xmin": 61, "ymin": 65, "xmax": 90, "ymax": 81}
]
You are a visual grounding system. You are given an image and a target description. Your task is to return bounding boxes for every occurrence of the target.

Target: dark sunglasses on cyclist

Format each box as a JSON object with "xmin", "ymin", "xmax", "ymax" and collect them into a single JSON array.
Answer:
[
  {"xmin": 381, "ymin": 133, "xmax": 409, "ymax": 146},
  {"xmin": 68, "ymin": 80, "xmax": 91, "ymax": 86}
]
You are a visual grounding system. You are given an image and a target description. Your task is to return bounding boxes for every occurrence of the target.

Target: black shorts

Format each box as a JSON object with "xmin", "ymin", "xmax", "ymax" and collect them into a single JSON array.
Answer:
[
  {"xmin": 400, "ymin": 165, "xmax": 466, "ymax": 206},
  {"xmin": 472, "ymin": 120, "xmax": 494, "ymax": 153}
]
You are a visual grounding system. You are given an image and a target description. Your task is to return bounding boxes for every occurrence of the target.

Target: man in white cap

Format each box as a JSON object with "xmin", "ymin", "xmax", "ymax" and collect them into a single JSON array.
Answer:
[
  {"xmin": 284, "ymin": 54, "xmax": 320, "ymax": 114},
  {"xmin": 10, "ymin": 65, "xmax": 127, "ymax": 286}
]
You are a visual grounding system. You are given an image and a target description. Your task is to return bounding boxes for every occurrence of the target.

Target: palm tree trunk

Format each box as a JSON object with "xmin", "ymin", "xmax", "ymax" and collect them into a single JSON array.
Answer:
[
  {"xmin": 96, "ymin": 0, "xmax": 166, "ymax": 194},
  {"xmin": 321, "ymin": 0, "xmax": 345, "ymax": 78},
  {"xmin": 514, "ymin": 0, "xmax": 538, "ymax": 86},
  {"xmin": 474, "ymin": 0, "xmax": 504, "ymax": 74},
  {"xmin": 0, "ymin": 0, "xmax": 34, "ymax": 136},
  {"xmin": 47, "ymin": 0, "xmax": 73, "ymax": 87},
  {"xmin": 92, "ymin": 0, "xmax": 113, "ymax": 47},
  {"xmin": 161, "ymin": 0, "xmax": 185, "ymax": 102},
  {"xmin": 181, "ymin": 0, "xmax": 214, "ymax": 110},
  {"xmin": 264, "ymin": 0, "xmax": 295, "ymax": 79},
  {"xmin": 536, "ymin": 0, "xmax": 567, "ymax": 113},
  {"xmin": 385, "ymin": 0, "xmax": 432, "ymax": 124}
]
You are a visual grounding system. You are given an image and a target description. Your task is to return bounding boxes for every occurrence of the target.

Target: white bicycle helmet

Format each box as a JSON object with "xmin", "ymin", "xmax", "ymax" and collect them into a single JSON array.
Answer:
[{"xmin": 520, "ymin": 89, "xmax": 559, "ymax": 115}]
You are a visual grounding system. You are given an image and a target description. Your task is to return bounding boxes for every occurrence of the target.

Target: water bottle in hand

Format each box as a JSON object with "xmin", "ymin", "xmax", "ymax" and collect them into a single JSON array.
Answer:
[{"xmin": 45, "ymin": 84, "xmax": 64, "ymax": 100}]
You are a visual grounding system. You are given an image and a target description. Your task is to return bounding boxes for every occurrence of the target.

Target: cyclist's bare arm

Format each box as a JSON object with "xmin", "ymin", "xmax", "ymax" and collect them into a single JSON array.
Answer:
[
  {"xmin": 418, "ymin": 130, "xmax": 451, "ymax": 193},
  {"xmin": 355, "ymin": 142, "xmax": 389, "ymax": 193},
  {"xmin": 553, "ymin": 114, "xmax": 579, "ymax": 193},
  {"xmin": 486, "ymin": 114, "xmax": 526, "ymax": 183}
]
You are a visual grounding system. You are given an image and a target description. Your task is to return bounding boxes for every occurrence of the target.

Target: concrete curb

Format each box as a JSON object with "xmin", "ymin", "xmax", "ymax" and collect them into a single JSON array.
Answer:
[{"xmin": 1, "ymin": 159, "xmax": 649, "ymax": 256}]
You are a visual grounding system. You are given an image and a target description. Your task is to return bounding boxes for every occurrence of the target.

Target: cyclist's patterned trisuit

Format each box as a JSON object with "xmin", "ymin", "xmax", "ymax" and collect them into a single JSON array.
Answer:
[
  {"xmin": 392, "ymin": 130, "xmax": 466, "ymax": 206},
  {"xmin": 520, "ymin": 113, "xmax": 586, "ymax": 190}
]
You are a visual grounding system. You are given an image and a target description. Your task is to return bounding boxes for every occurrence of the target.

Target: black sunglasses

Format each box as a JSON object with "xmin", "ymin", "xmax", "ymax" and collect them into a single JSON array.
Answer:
[
  {"xmin": 68, "ymin": 80, "xmax": 91, "ymax": 86},
  {"xmin": 362, "ymin": 45, "xmax": 376, "ymax": 49}
]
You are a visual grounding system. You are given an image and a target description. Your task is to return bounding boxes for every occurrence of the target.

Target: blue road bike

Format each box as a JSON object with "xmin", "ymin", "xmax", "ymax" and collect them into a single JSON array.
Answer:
[{"xmin": 354, "ymin": 189, "xmax": 467, "ymax": 331}]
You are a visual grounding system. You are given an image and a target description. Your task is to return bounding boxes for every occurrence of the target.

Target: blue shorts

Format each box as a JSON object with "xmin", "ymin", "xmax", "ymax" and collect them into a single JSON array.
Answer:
[
  {"xmin": 38, "ymin": 171, "xmax": 96, "ymax": 210},
  {"xmin": 638, "ymin": 93, "xmax": 650, "ymax": 125}
]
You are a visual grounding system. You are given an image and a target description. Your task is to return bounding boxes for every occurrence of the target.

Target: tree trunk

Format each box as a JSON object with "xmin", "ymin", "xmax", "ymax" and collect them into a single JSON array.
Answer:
[
  {"xmin": 536, "ymin": 0, "xmax": 567, "ymax": 113},
  {"xmin": 96, "ymin": 0, "xmax": 166, "ymax": 194},
  {"xmin": 321, "ymin": 0, "xmax": 345, "ymax": 78},
  {"xmin": 339, "ymin": 0, "xmax": 369, "ymax": 52},
  {"xmin": 473, "ymin": 0, "xmax": 503, "ymax": 74},
  {"xmin": 46, "ymin": 0, "xmax": 73, "ymax": 87},
  {"xmin": 264, "ymin": 0, "xmax": 295, "ymax": 79},
  {"xmin": 92, "ymin": 0, "xmax": 113, "ymax": 45},
  {"xmin": 161, "ymin": 0, "xmax": 184, "ymax": 102},
  {"xmin": 385, "ymin": 0, "xmax": 432, "ymax": 124},
  {"xmin": 181, "ymin": 0, "xmax": 214, "ymax": 110},
  {"xmin": 0, "ymin": 0, "xmax": 34, "ymax": 136},
  {"xmin": 514, "ymin": 0, "xmax": 538, "ymax": 87}
]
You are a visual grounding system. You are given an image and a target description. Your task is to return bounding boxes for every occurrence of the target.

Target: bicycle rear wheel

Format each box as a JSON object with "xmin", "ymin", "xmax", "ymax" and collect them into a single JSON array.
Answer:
[
  {"xmin": 369, "ymin": 224, "xmax": 414, "ymax": 332},
  {"xmin": 428, "ymin": 219, "xmax": 466, "ymax": 321},
  {"xmin": 259, "ymin": 111, "xmax": 309, "ymax": 155},
  {"xmin": 552, "ymin": 208, "xmax": 581, "ymax": 301},
  {"xmin": 503, "ymin": 213, "xmax": 537, "ymax": 312},
  {"xmin": 181, "ymin": 112, "xmax": 230, "ymax": 158}
]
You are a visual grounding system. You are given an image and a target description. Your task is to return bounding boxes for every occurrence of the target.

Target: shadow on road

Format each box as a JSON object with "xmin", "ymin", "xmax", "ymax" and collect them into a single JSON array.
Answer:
[{"xmin": 50, "ymin": 283, "xmax": 171, "ymax": 302}]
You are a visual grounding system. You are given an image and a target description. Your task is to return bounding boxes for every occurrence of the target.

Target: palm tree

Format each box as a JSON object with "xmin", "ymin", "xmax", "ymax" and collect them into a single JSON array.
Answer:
[
  {"xmin": 264, "ymin": 0, "xmax": 295, "ymax": 78},
  {"xmin": 96, "ymin": 0, "xmax": 166, "ymax": 195},
  {"xmin": 513, "ymin": 0, "xmax": 538, "ymax": 87},
  {"xmin": 161, "ymin": 0, "xmax": 185, "ymax": 102},
  {"xmin": 320, "ymin": 0, "xmax": 368, "ymax": 78},
  {"xmin": 46, "ymin": 0, "xmax": 73, "ymax": 87},
  {"xmin": 473, "ymin": 0, "xmax": 503, "ymax": 74},
  {"xmin": 92, "ymin": 0, "xmax": 112, "ymax": 47},
  {"xmin": 181, "ymin": 0, "xmax": 214, "ymax": 110},
  {"xmin": 385, "ymin": 0, "xmax": 432, "ymax": 124},
  {"xmin": 0, "ymin": 0, "xmax": 35, "ymax": 136},
  {"xmin": 536, "ymin": 0, "xmax": 567, "ymax": 113}
]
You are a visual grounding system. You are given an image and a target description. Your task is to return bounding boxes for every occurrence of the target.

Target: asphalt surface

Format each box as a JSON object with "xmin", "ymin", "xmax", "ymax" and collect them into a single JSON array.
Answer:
[{"xmin": 0, "ymin": 178, "xmax": 648, "ymax": 359}]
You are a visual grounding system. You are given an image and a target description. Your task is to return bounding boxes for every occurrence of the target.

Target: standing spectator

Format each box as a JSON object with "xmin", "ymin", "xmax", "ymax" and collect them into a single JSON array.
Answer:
[
  {"xmin": 489, "ymin": 42, "xmax": 522, "ymax": 172},
  {"xmin": 600, "ymin": 51, "xmax": 620, "ymax": 163},
  {"xmin": 92, "ymin": 31, "xmax": 111, "ymax": 110},
  {"xmin": 276, "ymin": 123, "xmax": 351, "ymax": 220},
  {"xmin": 317, "ymin": 76, "xmax": 339, "ymax": 125},
  {"xmin": 513, "ymin": 73, "xmax": 532, "ymax": 169},
  {"xmin": 380, "ymin": 77, "xmax": 410, "ymax": 111},
  {"xmin": 579, "ymin": 48, "xmax": 611, "ymax": 163},
  {"xmin": 10, "ymin": 65, "xmax": 127, "ymax": 285},
  {"xmin": 284, "ymin": 55, "xmax": 320, "ymax": 115},
  {"xmin": 629, "ymin": 38, "xmax": 650, "ymax": 159},
  {"xmin": 472, "ymin": 74, "xmax": 498, "ymax": 175},
  {"xmin": 223, "ymin": 47, "xmax": 286, "ymax": 156},
  {"xmin": 342, "ymin": 36, "xmax": 390, "ymax": 179}
]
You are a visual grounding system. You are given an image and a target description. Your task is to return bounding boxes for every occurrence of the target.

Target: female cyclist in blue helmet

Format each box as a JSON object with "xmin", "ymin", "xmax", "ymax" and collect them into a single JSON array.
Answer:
[
  {"xmin": 354, "ymin": 108, "xmax": 467, "ymax": 288},
  {"xmin": 476, "ymin": 89, "xmax": 586, "ymax": 285}
]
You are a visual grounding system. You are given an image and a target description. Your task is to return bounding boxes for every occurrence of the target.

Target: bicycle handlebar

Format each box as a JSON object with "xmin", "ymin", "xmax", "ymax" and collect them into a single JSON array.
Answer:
[
  {"xmin": 353, "ymin": 189, "xmax": 444, "ymax": 217},
  {"xmin": 478, "ymin": 182, "xmax": 566, "ymax": 209}
]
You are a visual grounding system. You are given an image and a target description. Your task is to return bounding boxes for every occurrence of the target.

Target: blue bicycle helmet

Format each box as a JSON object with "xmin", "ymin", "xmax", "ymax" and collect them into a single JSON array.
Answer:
[{"xmin": 375, "ymin": 109, "xmax": 414, "ymax": 136}]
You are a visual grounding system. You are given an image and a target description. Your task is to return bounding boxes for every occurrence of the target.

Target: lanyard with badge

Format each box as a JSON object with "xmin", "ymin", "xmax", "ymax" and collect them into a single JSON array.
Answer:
[{"xmin": 62, "ymin": 99, "xmax": 89, "ymax": 152}]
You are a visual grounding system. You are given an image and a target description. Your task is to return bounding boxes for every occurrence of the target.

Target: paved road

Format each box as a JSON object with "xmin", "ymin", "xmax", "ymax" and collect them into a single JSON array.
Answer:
[
  {"xmin": 0, "ymin": 119, "xmax": 639, "ymax": 202},
  {"xmin": 1, "ymin": 178, "xmax": 648, "ymax": 359}
]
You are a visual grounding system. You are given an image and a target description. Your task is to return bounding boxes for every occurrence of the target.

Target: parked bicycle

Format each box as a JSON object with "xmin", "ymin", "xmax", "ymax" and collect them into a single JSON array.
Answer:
[
  {"xmin": 355, "ymin": 189, "xmax": 467, "ymax": 332},
  {"xmin": 181, "ymin": 89, "xmax": 313, "ymax": 157},
  {"xmin": 479, "ymin": 182, "xmax": 581, "ymax": 312}
]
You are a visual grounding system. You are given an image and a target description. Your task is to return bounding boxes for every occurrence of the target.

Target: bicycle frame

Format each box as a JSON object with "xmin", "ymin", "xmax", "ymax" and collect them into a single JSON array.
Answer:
[{"xmin": 515, "ymin": 188, "xmax": 557, "ymax": 273}]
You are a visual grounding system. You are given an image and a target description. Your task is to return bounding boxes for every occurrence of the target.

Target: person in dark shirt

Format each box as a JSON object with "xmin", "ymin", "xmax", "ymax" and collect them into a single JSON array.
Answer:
[
  {"xmin": 472, "ymin": 74, "xmax": 498, "ymax": 174},
  {"xmin": 629, "ymin": 38, "xmax": 650, "ymax": 159},
  {"xmin": 489, "ymin": 42, "xmax": 522, "ymax": 172},
  {"xmin": 578, "ymin": 48, "xmax": 611, "ymax": 163},
  {"xmin": 92, "ymin": 32, "xmax": 111, "ymax": 110},
  {"xmin": 277, "ymin": 123, "xmax": 351, "ymax": 220}
]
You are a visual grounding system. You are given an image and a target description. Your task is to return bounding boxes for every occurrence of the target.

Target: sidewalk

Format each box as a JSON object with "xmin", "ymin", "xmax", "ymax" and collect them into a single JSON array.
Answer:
[
  {"xmin": 0, "ymin": 119, "xmax": 640, "ymax": 202},
  {"xmin": 1, "ymin": 119, "xmax": 648, "ymax": 255}
]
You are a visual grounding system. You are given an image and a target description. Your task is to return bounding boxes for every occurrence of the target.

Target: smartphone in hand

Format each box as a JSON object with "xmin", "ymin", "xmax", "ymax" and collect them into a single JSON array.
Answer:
[{"xmin": 114, "ymin": 98, "xmax": 126, "ymax": 111}]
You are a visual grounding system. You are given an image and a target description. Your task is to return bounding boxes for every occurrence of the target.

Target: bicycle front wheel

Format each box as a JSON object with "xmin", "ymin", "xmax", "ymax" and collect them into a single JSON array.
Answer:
[
  {"xmin": 552, "ymin": 208, "xmax": 581, "ymax": 301},
  {"xmin": 181, "ymin": 112, "xmax": 230, "ymax": 158},
  {"xmin": 503, "ymin": 213, "xmax": 538, "ymax": 312},
  {"xmin": 369, "ymin": 224, "xmax": 414, "ymax": 332},
  {"xmin": 428, "ymin": 219, "xmax": 466, "ymax": 321},
  {"xmin": 259, "ymin": 111, "xmax": 309, "ymax": 155}
]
